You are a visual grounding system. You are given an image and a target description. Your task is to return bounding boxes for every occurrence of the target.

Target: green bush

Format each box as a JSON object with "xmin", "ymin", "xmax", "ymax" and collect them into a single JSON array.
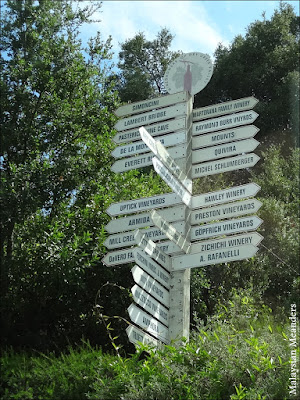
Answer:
[
  {"xmin": 0, "ymin": 342, "xmax": 102, "ymax": 400},
  {"xmin": 1, "ymin": 293, "xmax": 294, "ymax": 400}
]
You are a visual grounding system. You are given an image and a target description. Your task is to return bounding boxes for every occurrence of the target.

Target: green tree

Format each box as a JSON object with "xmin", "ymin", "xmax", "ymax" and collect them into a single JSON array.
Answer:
[
  {"xmin": 116, "ymin": 28, "xmax": 181, "ymax": 102},
  {"xmin": 0, "ymin": 0, "xmax": 128, "ymax": 350},
  {"xmin": 195, "ymin": 2, "xmax": 299, "ymax": 146}
]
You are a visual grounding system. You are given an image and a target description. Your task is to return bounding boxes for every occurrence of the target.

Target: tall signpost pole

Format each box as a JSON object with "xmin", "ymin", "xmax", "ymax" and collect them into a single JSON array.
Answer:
[
  {"xmin": 168, "ymin": 94, "xmax": 193, "ymax": 342},
  {"xmin": 104, "ymin": 51, "xmax": 262, "ymax": 349}
]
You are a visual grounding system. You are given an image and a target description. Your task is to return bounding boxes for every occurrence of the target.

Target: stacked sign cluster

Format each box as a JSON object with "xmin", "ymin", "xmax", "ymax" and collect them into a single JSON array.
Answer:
[{"xmin": 103, "ymin": 87, "xmax": 263, "ymax": 348}]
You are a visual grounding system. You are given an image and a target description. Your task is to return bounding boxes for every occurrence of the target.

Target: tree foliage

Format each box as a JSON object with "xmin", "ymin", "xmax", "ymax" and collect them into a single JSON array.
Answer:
[
  {"xmin": 195, "ymin": 2, "xmax": 299, "ymax": 145},
  {"xmin": 115, "ymin": 28, "xmax": 181, "ymax": 102},
  {"xmin": 0, "ymin": 0, "xmax": 126, "ymax": 350}
]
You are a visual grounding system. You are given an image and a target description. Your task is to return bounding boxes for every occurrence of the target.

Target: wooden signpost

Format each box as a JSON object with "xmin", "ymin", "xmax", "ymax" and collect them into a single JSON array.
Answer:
[{"xmin": 102, "ymin": 52, "xmax": 263, "ymax": 349}]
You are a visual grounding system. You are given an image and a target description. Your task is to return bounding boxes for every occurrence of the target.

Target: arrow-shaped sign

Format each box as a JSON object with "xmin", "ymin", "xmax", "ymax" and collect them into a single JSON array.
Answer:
[
  {"xmin": 191, "ymin": 183, "xmax": 260, "ymax": 209},
  {"xmin": 102, "ymin": 240, "xmax": 181, "ymax": 267},
  {"xmin": 189, "ymin": 231, "xmax": 263, "ymax": 255},
  {"xmin": 151, "ymin": 210, "xmax": 191, "ymax": 254},
  {"xmin": 105, "ymin": 205, "xmax": 186, "ymax": 234},
  {"xmin": 140, "ymin": 127, "xmax": 192, "ymax": 192},
  {"xmin": 115, "ymin": 103, "xmax": 187, "ymax": 132},
  {"xmin": 134, "ymin": 229, "xmax": 172, "ymax": 271},
  {"xmin": 172, "ymin": 244, "xmax": 259, "ymax": 271},
  {"xmin": 126, "ymin": 325, "xmax": 163, "ymax": 348},
  {"xmin": 106, "ymin": 192, "xmax": 182, "ymax": 217},
  {"xmin": 112, "ymin": 131, "xmax": 186, "ymax": 159},
  {"xmin": 193, "ymin": 96, "xmax": 259, "ymax": 121},
  {"xmin": 190, "ymin": 215, "xmax": 263, "ymax": 241},
  {"xmin": 115, "ymin": 91, "xmax": 188, "ymax": 117},
  {"xmin": 192, "ymin": 125, "xmax": 259, "ymax": 150},
  {"xmin": 127, "ymin": 304, "xmax": 169, "ymax": 343},
  {"xmin": 104, "ymin": 221, "xmax": 185, "ymax": 250},
  {"xmin": 192, "ymin": 153, "xmax": 260, "ymax": 179},
  {"xmin": 111, "ymin": 144, "xmax": 186, "ymax": 173},
  {"xmin": 113, "ymin": 118, "xmax": 186, "ymax": 145},
  {"xmin": 131, "ymin": 284, "xmax": 169, "ymax": 326},
  {"xmin": 193, "ymin": 110, "xmax": 259, "ymax": 136},
  {"xmin": 133, "ymin": 248, "xmax": 170, "ymax": 288},
  {"xmin": 191, "ymin": 198, "xmax": 262, "ymax": 225},
  {"xmin": 192, "ymin": 138, "xmax": 259, "ymax": 164},
  {"xmin": 131, "ymin": 265, "xmax": 170, "ymax": 308},
  {"xmin": 153, "ymin": 157, "xmax": 192, "ymax": 207}
]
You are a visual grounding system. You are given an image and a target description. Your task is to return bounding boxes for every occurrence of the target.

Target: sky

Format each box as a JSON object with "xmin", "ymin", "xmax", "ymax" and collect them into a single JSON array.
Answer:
[{"xmin": 80, "ymin": 0, "xmax": 299, "ymax": 62}]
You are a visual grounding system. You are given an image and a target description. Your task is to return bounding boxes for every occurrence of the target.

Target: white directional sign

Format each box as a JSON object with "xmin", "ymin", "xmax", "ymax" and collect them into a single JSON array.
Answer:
[
  {"xmin": 193, "ymin": 110, "xmax": 259, "ymax": 136},
  {"xmin": 140, "ymin": 127, "xmax": 192, "ymax": 192},
  {"xmin": 192, "ymin": 138, "xmax": 259, "ymax": 164},
  {"xmin": 104, "ymin": 221, "xmax": 184, "ymax": 250},
  {"xmin": 188, "ymin": 231, "xmax": 263, "ymax": 255},
  {"xmin": 131, "ymin": 284, "xmax": 169, "ymax": 325},
  {"xmin": 131, "ymin": 265, "xmax": 170, "ymax": 308},
  {"xmin": 127, "ymin": 304, "xmax": 169, "ymax": 343},
  {"xmin": 112, "ymin": 131, "xmax": 186, "ymax": 159},
  {"xmin": 106, "ymin": 192, "xmax": 182, "ymax": 217},
  {"xmin": 115, "ymin": 103, "xmax": 187, "ymax": 132},
  {"xmin": 153, "ymin": 157, "xmax": 192, "ymax": 207},
  {"xmin": 126, "ymin": 325, "xmax": 163, "ymax": 348},
  {"xmin": 113, "ymin": 118, "xmax": 186, "ymax": 145},
  {"xmin": 102, "ymin": 240, "xmax": 181, "ymax": 267},
  {"xmin": 191, "ymin": 183, "xmax": 260, "ymax": 209},
  {"xmin": 151, "ymin": 210, "xmax": 191, "ymax": 254},
  {"xmin": 192, "ymin": 125, "xmax": 259, "ymax": 150},
  {"xmin": 191, "ymin": 198, "xmax": 262, "ymax": 225},
  {"xmin": 134, "ymin": 230, "xmax": 172, "ymax": 271},
  {"xmin": 115, "ymin": 91, "xmax": 188, "ymax": 117},
  {"xmin": 193, "ymin": 96, "xmax": 259, "ymax": 121},
  {"xmin": 172, "ymin": 244, "xmax": 259, "ymax": 271},
  {"xmin": 192, "ymin": 153, "xmax": 260, "ymax": 179},
  {"xmin": 133, "ymin": 248, "xmax": 170, "ymax": 288},
  {"xmin": 190, "ymin": 215, "xmax": 263, "ymax": 241},
  {"xmin": 105, "ymin": 205, "xmax": 186, "ymax": 234},
  {"xmin": 111, "ymin": 144, "xmax": 186, "ymax": 173}
]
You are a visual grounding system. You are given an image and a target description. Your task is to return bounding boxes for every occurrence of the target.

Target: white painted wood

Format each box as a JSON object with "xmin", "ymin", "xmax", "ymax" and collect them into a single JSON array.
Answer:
[
  {"xmin": 111, "ymin": 144, "xmax": 186, "ymax": 173},
  {"xmin": 104, "ymin": 221, "xmax": 184, "ymax": 250},
  {"xmin": 126, "ymin": 325, "xmax": 163, "ymax": 348},
  {"xmin": 190, "ymin": 216, "xmax": 263, "ymax": 241},
  {"xmin": 115, "ymin": 103, "xmax": 187, "ymax": 131},
  {"xmin": 193, "ymin": 96, "xmax": 259, "ymax": 121},
  {"xmin": 105, "ymin": 205, "xmax": 186, "ymax": 234},
  {"xmin": 112, "ymin": 131, "xmax": 186, "ymax": 159},
  {"xmin": 151, "ymin": 210, "xmax": 191, "ymax": 254},
  {"xmin": 131, "ymin": 284, "xmax": 169, "ymax": 326},
  {"xmin": 115, "ymin": 91, "xmax": 188, "ymax": 117},
  {"xmin": 192, "ymin": 138, "xmax": 259, "ymax": 163},
  {"xmin": 134, "ymin": 230, "xmax": 172, "ymax": 271},
  {"xmin": 112, "ymin": 118, "xmax": 186, "ymax": 145},
  {"xmin": 106, "ymin": 192, "xmax": 182, "ymax": 217},
  {"xmin": 133, "ymin": 248, "xmax": 170, "ymax": 288},
  {"xmin": 192, "ymin": 153, "xmax": 260, "ymax": 178},
  {"xmin": 131, "ymin": 265, "xmax": 170, "ymax": 308},
  {"xmin": 102, "ymin": 240, "xmax": 181, "ymax": 267},
  {"xmin": 172, "ymin": 244, "xmax": 259, "ymax": 271},
  {"xmin": 192, "ymin": 125, "xmax": 259, "ymax": 149},
  {"xmin": 193, "ymin": 110, "xmax": 259, "ymax": 136},
  {"xmin": 188, "ymin": 232, "xmax": 263, "ymax": 255},
  {"xmin": 127, "ymin": 304, "xmax": 169, "ymax": 343},
  {"xmin": 191, "ymin": 183, "xmax": 261, "ymax": 209},
  {"xmin": 140, "ymin": 128, "xmax": 192, "ymax": 192},
  {"xmin": 191, "ymin": 199, "xmax": 262, "ymax": 225},
  {"xmin": 153, "ymin": 157, "xmax": 192, "ymax": 207},
  {"xmin": 168, "ymin": 93, "xmax": 193, "ymax": 343}
]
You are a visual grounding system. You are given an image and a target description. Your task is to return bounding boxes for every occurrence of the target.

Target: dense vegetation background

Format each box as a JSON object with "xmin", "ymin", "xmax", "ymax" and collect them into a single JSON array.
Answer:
[{"xmin": 0, "ymin": 1, "xmax": 299, "ymax": 399}]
